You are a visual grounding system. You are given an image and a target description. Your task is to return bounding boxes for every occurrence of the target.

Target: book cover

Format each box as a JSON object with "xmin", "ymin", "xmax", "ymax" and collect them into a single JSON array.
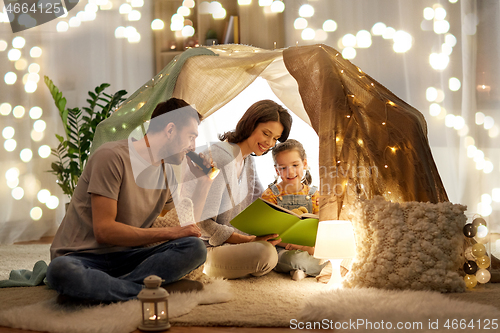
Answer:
[{"xmin": 230, "ymin": 198, "xmax": 319, "ymax": 247}]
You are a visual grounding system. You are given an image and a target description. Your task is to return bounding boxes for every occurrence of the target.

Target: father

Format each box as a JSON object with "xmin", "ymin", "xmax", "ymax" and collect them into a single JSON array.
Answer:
[{"xmin": 47, "ymin": 98, "xmax": 213, "ymax": 302}]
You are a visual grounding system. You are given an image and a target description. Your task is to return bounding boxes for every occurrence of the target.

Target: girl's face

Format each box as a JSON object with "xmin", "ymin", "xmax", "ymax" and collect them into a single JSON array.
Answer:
[
  {"xmin": 241, "ymin": 121, "xmax": 283, "ymax": 156},
  {"xmin": 275, "ymin": 150, "xmax": 307, "ymax": 187}
]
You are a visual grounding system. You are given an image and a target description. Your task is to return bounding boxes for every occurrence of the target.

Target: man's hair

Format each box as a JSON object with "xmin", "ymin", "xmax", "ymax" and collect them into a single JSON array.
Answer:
[
  {"xmin": 219, "ymin": 100, "xmax": 292, "ymax": 144},
  {"xmin": 147, "ymin": 98, "xmax": 202, "ymax": 134}
]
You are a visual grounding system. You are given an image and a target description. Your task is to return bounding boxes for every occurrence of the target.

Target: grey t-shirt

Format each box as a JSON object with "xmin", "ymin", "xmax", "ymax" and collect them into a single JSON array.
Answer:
[{"xmin": 50, "ymin": 139, "xmax": 176, "ymax": 259}]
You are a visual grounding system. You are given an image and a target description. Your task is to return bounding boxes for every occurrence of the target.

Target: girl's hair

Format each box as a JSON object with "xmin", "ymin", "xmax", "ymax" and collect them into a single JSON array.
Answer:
[
  {"xmin": 219, "ymin": 100, "xmax": 292, "ymax": 151},
  {"xmin": 272, "ymin": 139, "xmax": 312, "ymax": 185}
]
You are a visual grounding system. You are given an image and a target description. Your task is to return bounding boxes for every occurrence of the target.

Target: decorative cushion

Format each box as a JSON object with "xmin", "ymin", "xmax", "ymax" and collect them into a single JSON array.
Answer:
[{"xmin": 343, "ymin": 196, "xmax": 466, "ymax": 292}]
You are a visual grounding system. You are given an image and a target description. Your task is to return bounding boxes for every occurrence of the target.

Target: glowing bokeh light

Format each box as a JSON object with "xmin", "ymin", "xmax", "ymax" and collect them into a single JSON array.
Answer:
[
  {"xmin": 0, "ymin": 103, "xmax": 12, "ymax": 116},
  {"xmin": 212, "ymin": 8, "xmax": 226, "ymax": 19},
  {"xmin": 449, "ymin": 77, "xmax": 461, "ymax": 91},
  {"xmin": 25, "ymin": 81, "xmax": 37, "ymax": 93},
  {"xmin": 475, "ymin": 112, "xmax": 485, "ymax": 125},
  {"xmin": 177, "ymin": 6, "xmax": 190, "ymax": 16},
  {"xmin": 270, "ymin": 1, "xmax": 285, "ymax": 13},
  {"xmin": 128, "ymin": 10, "xmax": 141, "ymax": 21},
  {"xmin": 46, "ymin": 195, "xmax": 60, "ymax": 209},
  {"xmin": 13, "ymin": 105, "xmax": 25, "ymax": 118},
  {"xmin": 382, "ymin": 27, "xmax": 396, "ymax": 39},
  {"xmin": 56, "ymin": 21, "xmax": 69, "ymax": 32},
  {"xmin": 30, "ymin": 207, "xmax": 43, "ymax": 220},
  {"xmin": 2, "ymin": 126, "xmax": 15, "ymax": 139},
  {"xmin": 29, "ymin": 106, "xmax": 43, "ymax": 119},
  {"xmin": 182, "ymin": 25, "xmax": 195, "ymax": 37},
  {"xmin": 38, "ymin": 145, "xmax": 52, "ymax": 158},
  {"xmin": 294, "ymin": 18, "xmax": 307, "ymax": 30},
  {"xmin": 12, "ymin": 187, "xmax": 24, "ymax": 200},
  {"xmin": 20, "ymin": 148, "xmax": 33, "ymax": 162},
  {"xmin": 356, "ymin": 30, "xmax": 372, "ymax": 48},
  {"xmin": 483, "ymin": 116, "xmax": 494, "ymax": 130},
  {"xmin": 342, "ymin": 34, "xmax": 356, "ymax": 47},
  {"xmin": 119, "ymin": 4, "xmax": 132, "ymax": 14},
  {"xmin": 372, "ymin": 22, "xmax": 386, "ymax": 35},
  {"xmin": 31, "ymin": 129, "xmax": 44, "ymax": 142},
  {"xmin": 28, "ymin": 63, "xmax": 40, "ymax": 73},
  {"xmin": 15, "ymin": 59, "xmax": 28, "ymax": 70},
  {"xmin": 33, "ymin": 119, "xmax": 46, "ymax": 132},
  {"xmin": 69, "ymin": 17, "xmax": 82, "ymax": 27},
  {"xmin": 37, "ymin": 189, "xmax": 51, "ymax": 203},
  {"xmin": 342, "ymin": 47, "xmax": 356, "ymax": 59},
  {"xmin": 299, "ymin": 4, "xmax": 314, "ymax": 17},
  {"xmin": 323, "ymin": 19, "xmax": 337, "ymax": 32},
  {"xmin": 423, "ymin": 7, "xmax": 434, "ymax": 20},
  {"xmin": 426, "ymin": 87, "xmax": 438, "ymax": 102},
  {"xmin": 8, "ymin": 49, "xmax": 21, "ymax": 61},
  {"xmin": 301, "ymin": 28, "xmax": 315, "ymax": 40},
  {"xmin": 5, "ymin": 139, "xmax": 17, "ymax": 151},
  {"xmin": 5, "ymin": 72, "xmax": 17, "ymax": 84},
  {"xmin": 151, "ymin": 19, "xmax": 164, "ymax": 30},
  {"xmin": 314, "ymin": 29, "xmax": 328, "ymax": 42},
  {"xmin": 12, "ymin": 36, "xmax": 26, "ymax": 48}
]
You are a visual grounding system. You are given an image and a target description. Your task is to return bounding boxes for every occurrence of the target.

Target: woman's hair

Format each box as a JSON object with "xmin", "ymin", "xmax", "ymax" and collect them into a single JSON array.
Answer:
[
  {"xmin": 272, "ymin": 139, "xmax": 312, "ymax": 185},
  {"xmin": 219, "ymin": 100, "xmax": 292, "ymax": 147}
]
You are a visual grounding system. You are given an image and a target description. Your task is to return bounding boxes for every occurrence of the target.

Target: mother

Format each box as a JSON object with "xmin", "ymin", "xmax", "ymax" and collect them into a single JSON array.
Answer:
[{"xmin": 184, "ymin": 99, "xmax": 292, "ymax": 279}]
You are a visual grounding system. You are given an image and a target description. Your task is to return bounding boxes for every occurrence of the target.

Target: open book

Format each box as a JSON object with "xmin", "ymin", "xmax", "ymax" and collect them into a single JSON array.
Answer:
[{"xmin": 230, "ymin": 198, "xmax": 319, "ymax": 247}]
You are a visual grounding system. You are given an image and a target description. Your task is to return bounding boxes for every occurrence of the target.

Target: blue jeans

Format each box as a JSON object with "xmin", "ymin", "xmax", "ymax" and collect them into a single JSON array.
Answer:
[{"xmin": 46, "ymin": 237, "xmax": 206, "ymax": 302}]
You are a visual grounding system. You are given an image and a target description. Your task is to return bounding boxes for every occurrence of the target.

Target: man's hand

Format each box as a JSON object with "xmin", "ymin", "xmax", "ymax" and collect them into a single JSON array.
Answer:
[
  {"xmin": 254, "ymin": 234, "xmax": 281, "ymax": 246},
  {"xmin": 186, "ymin": 152, "xmax": 216, "ymax": 180},
  {"xmin": 168, "ymin": 223, "xmax": 202, "ymax": 239}
]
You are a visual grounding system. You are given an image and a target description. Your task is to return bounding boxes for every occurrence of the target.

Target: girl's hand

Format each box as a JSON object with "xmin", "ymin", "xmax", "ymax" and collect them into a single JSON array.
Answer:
[{"xmin": 254, "ymin": 234, "xmax": 281, "ymax": 246}]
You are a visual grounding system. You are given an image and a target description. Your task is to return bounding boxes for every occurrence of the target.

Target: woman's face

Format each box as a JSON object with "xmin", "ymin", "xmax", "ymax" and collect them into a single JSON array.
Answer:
[{"xmin": 241, "ymin": 121, "xmax": 283, "ymax": 156}]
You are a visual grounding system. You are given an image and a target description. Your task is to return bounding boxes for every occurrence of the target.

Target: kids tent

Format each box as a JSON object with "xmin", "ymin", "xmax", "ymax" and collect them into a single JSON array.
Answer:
[{"xmin": 92, "ymin": 44, "xmax": 448, "ymax": 220}]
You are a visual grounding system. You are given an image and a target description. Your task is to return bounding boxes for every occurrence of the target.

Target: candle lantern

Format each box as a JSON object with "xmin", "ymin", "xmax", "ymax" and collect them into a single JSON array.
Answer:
[{"xmin": 138, "ymin": 275, "xmax": 170, "ymax": 331}]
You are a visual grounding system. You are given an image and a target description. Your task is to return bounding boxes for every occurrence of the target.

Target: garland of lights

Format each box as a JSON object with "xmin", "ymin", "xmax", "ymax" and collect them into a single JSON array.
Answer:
[{"xmin": 463, "ymin": 217, "xmax": 492, "ymax": 288}]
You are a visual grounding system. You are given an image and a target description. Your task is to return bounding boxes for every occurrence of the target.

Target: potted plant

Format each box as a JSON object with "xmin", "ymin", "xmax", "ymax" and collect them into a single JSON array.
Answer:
[{"xmin": 44, "ymin": 76, "xmax": 127, "ymax": 199}]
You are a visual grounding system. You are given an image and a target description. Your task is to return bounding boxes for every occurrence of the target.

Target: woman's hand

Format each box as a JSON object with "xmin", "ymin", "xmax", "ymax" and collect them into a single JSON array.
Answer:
[{"xmin": 254, "ymin": 234, "xmax": 281, "ymax": 246}]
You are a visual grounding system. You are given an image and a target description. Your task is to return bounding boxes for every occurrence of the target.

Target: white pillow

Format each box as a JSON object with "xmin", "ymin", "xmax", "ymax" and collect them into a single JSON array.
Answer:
[{"xmin": 343, "ymin": 196, "xmax": 466, "ymax": 292}]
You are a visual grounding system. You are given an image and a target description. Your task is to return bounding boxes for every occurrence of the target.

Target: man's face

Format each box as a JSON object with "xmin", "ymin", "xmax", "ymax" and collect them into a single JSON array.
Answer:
[{"xmin": 163, "ymin": 117, "xmax": 199, "ymax": 165}]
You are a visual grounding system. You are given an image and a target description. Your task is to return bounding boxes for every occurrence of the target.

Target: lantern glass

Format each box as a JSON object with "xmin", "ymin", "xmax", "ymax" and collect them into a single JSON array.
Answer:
[
  {"xmin": 138, "ymin": 275, "xmax": 170, "ymax": 331},
  {"xmin": 140, "ymin": 300, "xmax": 169, "ymax": 330}
]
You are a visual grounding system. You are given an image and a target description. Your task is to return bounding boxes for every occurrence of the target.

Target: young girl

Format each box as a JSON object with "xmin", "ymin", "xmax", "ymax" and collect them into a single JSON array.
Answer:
[{"xmin": 261, "ymin": 139, "xmax": 326, "ymax": 281}]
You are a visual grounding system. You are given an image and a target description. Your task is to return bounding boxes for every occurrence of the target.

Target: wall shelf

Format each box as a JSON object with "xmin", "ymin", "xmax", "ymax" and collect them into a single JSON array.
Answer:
[{"xmin": 153, "ymin": 0, "xmax": 284, "ymax": 73}]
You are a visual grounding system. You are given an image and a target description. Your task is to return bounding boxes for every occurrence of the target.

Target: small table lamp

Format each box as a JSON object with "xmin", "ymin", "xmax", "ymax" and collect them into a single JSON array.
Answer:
[{"xmin": 314, "ymin": 220, "xmax": 356, "ymax": 288}]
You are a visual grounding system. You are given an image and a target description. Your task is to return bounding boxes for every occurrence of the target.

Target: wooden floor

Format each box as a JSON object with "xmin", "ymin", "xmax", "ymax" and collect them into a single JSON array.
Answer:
[
  {"xmin": 0, "ymin": 327, "xmax": 322, "ymax": 333},
  {"xmin": 1, "ymin": 237, "xmax": 322, "ymax": 333}
]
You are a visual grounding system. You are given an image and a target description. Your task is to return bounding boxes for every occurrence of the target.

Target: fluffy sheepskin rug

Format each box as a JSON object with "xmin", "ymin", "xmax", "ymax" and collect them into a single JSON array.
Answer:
[
  {"xmin": 344, "ymin": 196, "xmax": 467, "ymax": 292},
  {"xmin": 0, "ymin": 279, "xmax": 231, "ymax": 333},
  {"xmin": 298, "ymin": 287, "xmax": 500, "ymax": 333}
]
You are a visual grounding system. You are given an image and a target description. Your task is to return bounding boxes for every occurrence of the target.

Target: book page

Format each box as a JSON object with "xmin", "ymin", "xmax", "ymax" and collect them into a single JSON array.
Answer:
[
  {"xmin": 279, "ymin": 218, "xmax": 319, "ymax": 247},
  {"xmin": 230, "ymin": 198, "xmax": 300, "ymax": 236}
]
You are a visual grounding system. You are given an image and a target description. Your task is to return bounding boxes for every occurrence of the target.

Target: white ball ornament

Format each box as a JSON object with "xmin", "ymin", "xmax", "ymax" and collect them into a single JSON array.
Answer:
[{"xmin": 476, "ymin": 269, "xmax": 491, "ymax": 284}]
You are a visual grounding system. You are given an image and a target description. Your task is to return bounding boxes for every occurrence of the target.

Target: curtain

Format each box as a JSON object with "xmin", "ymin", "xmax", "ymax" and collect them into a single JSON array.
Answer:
[{"xmin": 0, "ymin": 1, "xmax": 154, "ymax": 244}]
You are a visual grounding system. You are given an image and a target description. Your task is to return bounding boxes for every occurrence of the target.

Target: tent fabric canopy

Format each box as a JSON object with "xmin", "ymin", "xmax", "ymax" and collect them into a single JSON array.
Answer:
[{"xmin": 92, "ymin": 44, "xmax": 448, "ymax": 220}]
